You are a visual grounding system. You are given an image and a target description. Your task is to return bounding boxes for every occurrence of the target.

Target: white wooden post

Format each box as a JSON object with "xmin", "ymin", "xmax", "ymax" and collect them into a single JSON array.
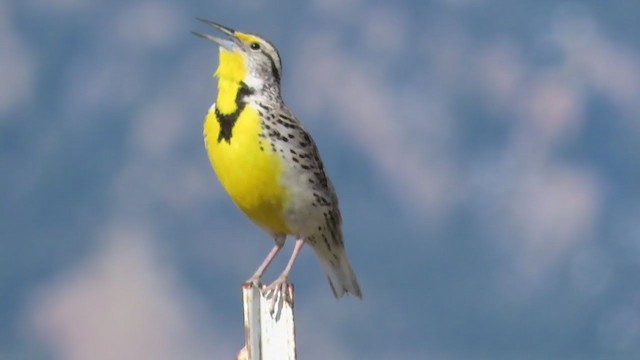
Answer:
[{"xmin": 237, "ymin": 283, "xmax": 297, "ymax": 360}]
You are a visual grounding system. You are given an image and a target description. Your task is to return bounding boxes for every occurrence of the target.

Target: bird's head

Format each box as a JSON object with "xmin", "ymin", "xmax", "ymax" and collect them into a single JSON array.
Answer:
[{"xmin": 193, "ymin": 19, "xmax": 282, "ymax": 90}]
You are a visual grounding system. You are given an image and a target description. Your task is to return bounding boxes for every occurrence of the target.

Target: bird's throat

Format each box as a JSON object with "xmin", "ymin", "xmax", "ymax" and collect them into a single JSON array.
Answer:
[
  {"xmin": 213, "ymin": 50, "xmax": 255, "ymax": 143},
  {"xmin": 215, "ymin": 50, "xmax": 247, "ymax": 114}
]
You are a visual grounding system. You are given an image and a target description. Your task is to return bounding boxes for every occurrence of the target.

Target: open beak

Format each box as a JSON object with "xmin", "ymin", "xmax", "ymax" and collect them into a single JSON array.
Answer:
[{"xmin": 192, "ymin": 18, "xmax": 238, "ymax": 50}]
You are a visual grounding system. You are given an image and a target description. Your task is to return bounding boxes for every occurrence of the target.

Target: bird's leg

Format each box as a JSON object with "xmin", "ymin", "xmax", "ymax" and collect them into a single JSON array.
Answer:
[
  {"xmin": 265, "ymin": 238, "xmax": 305, "ymax": 312},
  {"xmin": 245, "ymin": 234, "xmax": 286, "ymax": 287}
]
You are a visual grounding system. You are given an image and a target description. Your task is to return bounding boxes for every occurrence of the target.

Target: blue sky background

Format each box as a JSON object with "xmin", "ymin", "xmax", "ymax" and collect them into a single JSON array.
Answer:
[{"xmin": 2, "ymin": 0, "xmax": 640, "ymax": 358}]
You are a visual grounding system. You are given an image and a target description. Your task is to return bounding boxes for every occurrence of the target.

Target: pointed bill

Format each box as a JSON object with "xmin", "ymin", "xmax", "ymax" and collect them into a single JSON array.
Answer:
[
  {"xmin": 191, "ymin": 31, "xmax": 235, "ymax": 50},
  {"xmin": 196, "ymin": 18, "xmax": 235, "ymax": 36},
  {"xmin": 192, "ymin": 19, "xmax": 239, "ymax": 50}
]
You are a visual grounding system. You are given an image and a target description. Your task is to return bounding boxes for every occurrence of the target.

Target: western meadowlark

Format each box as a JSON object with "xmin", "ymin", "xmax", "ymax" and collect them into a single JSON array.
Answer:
[{"xmin": 193, "ymin": 19, "xmax": 362, "ymax": 302}]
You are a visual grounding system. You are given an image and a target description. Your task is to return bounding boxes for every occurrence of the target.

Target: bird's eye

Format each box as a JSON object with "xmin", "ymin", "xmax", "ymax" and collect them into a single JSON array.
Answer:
[{"xmin": 250, "ymin": 42, "xmax": 261, "ymax": 50}]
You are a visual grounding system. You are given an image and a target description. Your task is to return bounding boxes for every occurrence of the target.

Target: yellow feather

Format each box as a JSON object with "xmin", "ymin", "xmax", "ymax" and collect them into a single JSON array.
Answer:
[
  {"xmin": 205, "ymin": 97, "xmax": 290, "ymax": 234},
  {"xmin": 214, "ymin": 50, "xmax": 246, "ymax": 113}
]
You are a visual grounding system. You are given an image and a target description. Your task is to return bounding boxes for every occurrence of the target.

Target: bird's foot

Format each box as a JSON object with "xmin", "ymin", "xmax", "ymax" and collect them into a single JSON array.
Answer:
[
  {"xmin": 243, "ymin": 276, "xmax": 262, "ymax": 290},
  {"xmin": 264, "ymin": 276, "xmax": 292, "ymax": 316}
]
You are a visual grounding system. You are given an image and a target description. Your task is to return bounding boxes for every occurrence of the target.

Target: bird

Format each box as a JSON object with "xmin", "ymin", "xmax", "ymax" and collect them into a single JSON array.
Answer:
[{"xmin": 193, "ymin": 19, "xmax": 362, "ymax": 302}]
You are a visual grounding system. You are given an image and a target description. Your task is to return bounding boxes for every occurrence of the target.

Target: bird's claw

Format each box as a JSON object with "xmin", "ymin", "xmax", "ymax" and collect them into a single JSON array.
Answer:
[
  {"xmin": 264, "ymin": 277, "xmax": 291, "ymax": 316},
  {"xmin": 244, "ymin": 276, "xmax": 262, "ymax": 289}
]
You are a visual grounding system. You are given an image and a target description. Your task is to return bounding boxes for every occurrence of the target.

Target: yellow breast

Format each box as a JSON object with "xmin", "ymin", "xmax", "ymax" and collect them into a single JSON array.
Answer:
[{"xmin": 204, "ymin": 105, "xmax": 290, "ymax": 234}]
